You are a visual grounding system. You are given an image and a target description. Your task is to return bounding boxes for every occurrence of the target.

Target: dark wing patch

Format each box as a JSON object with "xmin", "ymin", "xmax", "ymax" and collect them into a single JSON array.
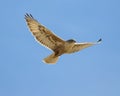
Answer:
[{"xmin": 25, "ymin": 13, "xmax": 65, "ymax": 51}]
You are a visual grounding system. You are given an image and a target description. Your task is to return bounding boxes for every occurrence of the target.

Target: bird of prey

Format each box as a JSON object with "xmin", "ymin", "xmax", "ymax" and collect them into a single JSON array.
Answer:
[{"xmin": 25, "ymin": 13, "xmax": 102, "ymax": 64}]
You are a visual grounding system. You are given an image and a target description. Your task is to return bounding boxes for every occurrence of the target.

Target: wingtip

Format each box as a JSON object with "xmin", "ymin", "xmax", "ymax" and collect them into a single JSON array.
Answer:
[
  {"xmin": 24, "ymin": 13, "xmax": 28, "ymax": 19},
  {"xmin": 97, "ymin": 38, "xmax": 102, "ymax": 43},
  {"xmin": 24, "ymin": 13, "xmax": 34, "ymax": 19}
]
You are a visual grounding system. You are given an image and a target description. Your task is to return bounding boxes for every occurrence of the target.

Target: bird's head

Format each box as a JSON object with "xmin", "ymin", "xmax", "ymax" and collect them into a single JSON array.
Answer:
[{"xmin": 66, "ymin": 39, "xmax": 76, "ymax": 43}]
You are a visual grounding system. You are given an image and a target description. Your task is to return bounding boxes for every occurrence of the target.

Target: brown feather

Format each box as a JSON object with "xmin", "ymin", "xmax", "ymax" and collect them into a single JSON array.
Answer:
[
  {"xmin": 68, "ymin": 41, "xmax": 100, "ymax": 53},
  {"xmin": 25, "ymin": 14, "xmax": 65, "ymax": 51}
]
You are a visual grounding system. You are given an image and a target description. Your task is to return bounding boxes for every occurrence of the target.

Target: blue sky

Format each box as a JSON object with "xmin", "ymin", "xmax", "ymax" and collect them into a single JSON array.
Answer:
[{"xmin": 0, "ymin": 0, "xmax": 120, "ymax": 96}]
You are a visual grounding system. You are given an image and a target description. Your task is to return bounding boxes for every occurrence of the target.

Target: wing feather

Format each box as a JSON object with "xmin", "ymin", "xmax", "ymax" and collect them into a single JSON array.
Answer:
[
  {"xmin": 25, "ymin": 13, "xmax": 65, "ymax": 51},
  {"xmin": 68, "ymin": 39, "xmax": 102, "ymax": 53}
]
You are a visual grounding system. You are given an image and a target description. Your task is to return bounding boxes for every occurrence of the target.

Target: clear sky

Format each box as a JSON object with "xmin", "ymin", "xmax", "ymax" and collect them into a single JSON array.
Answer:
[{"xmin": 0, "ymin": 0, "xmax": 120, "ymax": 96}]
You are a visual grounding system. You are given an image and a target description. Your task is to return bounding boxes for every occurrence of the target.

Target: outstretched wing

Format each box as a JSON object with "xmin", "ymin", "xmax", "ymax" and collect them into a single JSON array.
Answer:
[
  {"xmin": 68, "ymin": 39, "xmax": 102, "ymax": 53},
  {"xmin": 25, "ymin": 13, "xmax": 65, "ymax": 51}
]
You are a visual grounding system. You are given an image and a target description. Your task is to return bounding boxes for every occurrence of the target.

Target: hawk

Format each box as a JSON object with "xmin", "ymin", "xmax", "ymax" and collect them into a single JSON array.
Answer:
[{"xmin": 25, "ymin": 13, "xmax": 102, "ymax": 64}]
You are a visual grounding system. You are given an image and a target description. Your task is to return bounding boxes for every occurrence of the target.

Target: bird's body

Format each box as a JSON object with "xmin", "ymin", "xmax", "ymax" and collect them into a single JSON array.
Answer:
[
  {"xmin": 64, "ymin": 40, "xmax": 76, "ymax": 53},
  {"xmin": 25, "ymin": 13, "xmax": 102, "ymax": 64}
]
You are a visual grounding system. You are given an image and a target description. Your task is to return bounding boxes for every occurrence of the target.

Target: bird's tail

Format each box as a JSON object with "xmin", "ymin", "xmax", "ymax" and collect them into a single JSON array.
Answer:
[{"xmin": 43, "ymin": 53, "xmax": 59, "ymax": 64}]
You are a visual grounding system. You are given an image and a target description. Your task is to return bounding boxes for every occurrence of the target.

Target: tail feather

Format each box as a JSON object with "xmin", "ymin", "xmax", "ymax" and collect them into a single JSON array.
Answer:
[{"xmin": 43, "ymin": 53, "xmax": 59, "ymax": 64}]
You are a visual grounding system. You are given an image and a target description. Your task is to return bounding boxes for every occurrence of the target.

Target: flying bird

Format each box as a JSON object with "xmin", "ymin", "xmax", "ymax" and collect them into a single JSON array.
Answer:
[{"xmin": 25, "ymin": 13, "xmax": 102, "ymax": 64}]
